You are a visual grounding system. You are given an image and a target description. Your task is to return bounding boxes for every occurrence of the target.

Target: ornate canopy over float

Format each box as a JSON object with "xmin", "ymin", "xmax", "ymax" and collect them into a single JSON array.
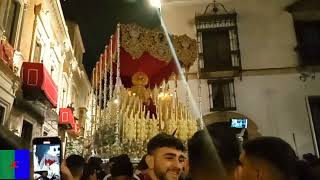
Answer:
[{"xmin": 90, "ymin": 23, "xmax": 199, "ymax": 159}]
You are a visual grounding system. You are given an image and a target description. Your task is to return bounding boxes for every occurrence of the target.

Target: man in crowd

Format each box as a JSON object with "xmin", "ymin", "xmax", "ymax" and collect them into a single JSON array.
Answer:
[
  {"xmin": 145, "ymin": 133, "xmax": 186, "ymax": 180},
  {"xmin": 109, "ymin": 154, "xmax": 134, "ymax": 180},
  {"xmin": 238, "ymin": 136, "xmax": 302, "ymax": 180},
  {"xmin": 135, "ymin": 155, "xmax": 149, "ymax": 179},
  {"xmin": 61, "ymin": 154, "xmax": 86, "ymax": 180},
  {"xmin": 188, "ymin": 122, "xmax": 241, "ymax": 180},
  {"xmin": 66, "ymin": 154, "xmax": 86, "ymax": 180}
]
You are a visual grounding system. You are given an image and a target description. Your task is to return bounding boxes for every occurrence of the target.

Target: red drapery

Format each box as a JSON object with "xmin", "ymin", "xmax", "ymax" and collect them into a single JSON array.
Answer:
[
  {"xmin": 118, "ymin": 48, "xmax": 177, "ymax": 88},
  {"xmin": 93, "ymin": 25, "xmax": 183, "ymax": 89},
  {"xmin": 59, "ymin": 108, "xmax": 75, "ymax": 130},
  {"xmin": 21, "ymin": 62, "xmax": 58, "ymax": 107}
]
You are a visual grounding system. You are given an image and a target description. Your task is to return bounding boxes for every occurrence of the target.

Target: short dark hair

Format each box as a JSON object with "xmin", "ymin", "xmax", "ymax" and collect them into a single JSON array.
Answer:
[
  {"xmin": 147, "ymin": 133, "xmax": 185, "ymax": 155},
  {"xmin": 188, "ymin": 122, "xmax": 240, "ymax": 174},
  {"xmin": 109, "ymin": 154, "xmax": 133, "ymax": 177},
  {"xmin": 136, "ymin": 155, "xmax": 148, "ymax": 171},
  {"xmin": 243, "ymin": 137, "xmax": 298, "ymax": 179},
  {"xmin": 88, "ymin": 156, "xmax": 103, "ymax": 170},
  {"xmin": 87, "ymin": 157, "xmax": 105, "ymax": 179},
  {"xmin": 66, "ymin": 154, "xmax": 85, "ymax": 177}
]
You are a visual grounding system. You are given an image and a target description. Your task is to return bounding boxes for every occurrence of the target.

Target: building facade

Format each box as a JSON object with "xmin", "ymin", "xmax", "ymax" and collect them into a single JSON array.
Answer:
[
  {"xmin": 63, "ymin": 20, "xmax": 91, "ymax": 156},
  {"xmin": 0, "ymin": 0, "xmax": 91, "ymax": 151},
  {"xmin": 162, "ymin": 0, "xmax": 320, "ymax": 157}
]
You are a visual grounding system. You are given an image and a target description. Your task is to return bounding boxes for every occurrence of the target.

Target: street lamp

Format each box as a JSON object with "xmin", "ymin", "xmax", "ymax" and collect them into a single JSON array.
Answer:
[{"xmin": 149, "ymin": 0, "xmax": 161, "ymax": 9}]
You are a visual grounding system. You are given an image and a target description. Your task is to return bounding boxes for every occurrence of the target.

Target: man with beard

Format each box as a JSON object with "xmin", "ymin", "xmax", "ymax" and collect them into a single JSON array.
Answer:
[{"xmin": 145, "ymin": 133, "xmax": 186, "ymax": 180}]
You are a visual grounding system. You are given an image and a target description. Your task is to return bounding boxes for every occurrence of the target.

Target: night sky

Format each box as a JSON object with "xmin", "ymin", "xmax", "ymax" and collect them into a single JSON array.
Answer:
[{"xmin": 60, "ymin": 0, "xmax": 161, "ymax": 78}]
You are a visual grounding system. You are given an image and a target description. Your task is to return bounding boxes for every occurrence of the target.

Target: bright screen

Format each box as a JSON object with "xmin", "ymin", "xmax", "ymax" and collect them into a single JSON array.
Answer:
[
  {"xmin": 231, "ymin": 118, "xmax": 248, "ymax": 129},
  {"xmin": 33, "ymin": 144, "xmax": 61, "ymax": 179}
]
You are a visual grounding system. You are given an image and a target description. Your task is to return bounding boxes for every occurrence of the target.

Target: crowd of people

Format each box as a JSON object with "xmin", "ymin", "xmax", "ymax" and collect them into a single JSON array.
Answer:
[{"xmin": 61, "ymin": 122, "xmax": 320, "ymax": 180}]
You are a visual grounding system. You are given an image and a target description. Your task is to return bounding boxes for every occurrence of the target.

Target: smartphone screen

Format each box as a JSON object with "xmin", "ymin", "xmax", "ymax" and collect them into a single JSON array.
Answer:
[
  {"xmin": 33, "ymin": 137, "xmax": 61, "ymax": 180},
  {"xmin": 230, "ymin": 118, "xmax": 248, "ymax": 129}
]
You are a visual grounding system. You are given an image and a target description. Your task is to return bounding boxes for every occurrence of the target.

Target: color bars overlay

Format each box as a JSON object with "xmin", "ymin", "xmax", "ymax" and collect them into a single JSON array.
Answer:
[{"xmin": 0, "ymin": 150, "xmax": 30, "ymax": 179}]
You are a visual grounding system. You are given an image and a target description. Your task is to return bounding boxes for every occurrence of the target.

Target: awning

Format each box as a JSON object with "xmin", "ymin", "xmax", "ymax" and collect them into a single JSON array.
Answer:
[
  {"xmin": 68, "ymin": 122, "xmax": 81, "ymax": 136},
  {"xmin": 59, "ymin": 108, "xmax": 75, "ymax": 130},
  {"xmin": 21, "ymin": 62, "xmax": 58, "ymax": 107}
]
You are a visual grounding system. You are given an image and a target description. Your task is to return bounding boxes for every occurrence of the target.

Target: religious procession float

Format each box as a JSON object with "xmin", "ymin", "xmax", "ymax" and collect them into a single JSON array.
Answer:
[{"xmin": 89, "ymin": 23, "xmax": 199, "ymax": 159}]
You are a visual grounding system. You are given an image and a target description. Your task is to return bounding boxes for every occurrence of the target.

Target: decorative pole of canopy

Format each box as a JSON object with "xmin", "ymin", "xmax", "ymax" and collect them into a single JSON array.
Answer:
[
  {"xmin": 108, "ymin": 36, "xmax": 113, "ymax": 124},
  {"xmin": 95, "ymin": 63, "xmax": 99, "ymax": 132},
  {"xmin": 99, "ymin": 55, "xmax": 103, "ymax": 127},
  {"xmin": 114, "ymin": 23, "xmax": 121, "ymax": 144},
  {"xmin": 103, "ymin": 45, "xmax": 108, "ymax": 125},
  {"xmin": 90, "ymin": 69, "xmax": 96, "ymax": 137}
]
